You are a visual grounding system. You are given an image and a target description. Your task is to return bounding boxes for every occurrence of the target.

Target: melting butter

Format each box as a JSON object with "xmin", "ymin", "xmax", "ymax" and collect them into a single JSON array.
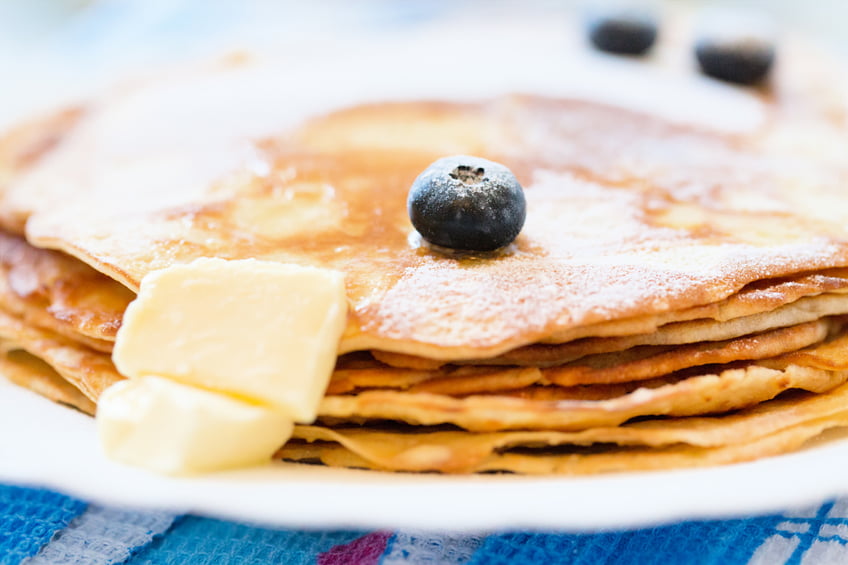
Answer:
[
  {"xmin": 101, "ymin": 257, "xmax": 348, "ymax": 474},
  {"xmin": 112, "ymin": 257, "xmax": 347, "ymax": 422},
  {"xmin": 98, "ymin": 376, "xmax": 293, "ymax": 475}
]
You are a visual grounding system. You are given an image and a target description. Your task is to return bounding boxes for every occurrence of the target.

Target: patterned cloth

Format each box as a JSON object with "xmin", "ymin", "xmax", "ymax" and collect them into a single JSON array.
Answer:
[{"xmin": 4, "ymin": 485, "xmax": 848, "ymax": 565}]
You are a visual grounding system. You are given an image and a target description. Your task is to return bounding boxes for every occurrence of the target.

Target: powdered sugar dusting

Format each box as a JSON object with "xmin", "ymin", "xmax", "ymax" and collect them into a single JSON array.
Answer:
[{"xmin": 11, "ymin": 40, "xmax": 848, "ymax": 357}]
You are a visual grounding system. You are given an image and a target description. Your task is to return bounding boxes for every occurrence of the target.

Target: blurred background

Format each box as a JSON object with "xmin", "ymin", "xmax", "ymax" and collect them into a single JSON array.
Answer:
[{"xmin": 0, "ymin": 0, "xmax": 846, "ymax": 130}]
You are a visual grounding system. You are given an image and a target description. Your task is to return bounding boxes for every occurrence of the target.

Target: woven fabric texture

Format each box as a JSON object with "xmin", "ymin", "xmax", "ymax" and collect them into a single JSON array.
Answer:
[
  {"xmin": 8, "ymin": 485, "xmax": 848, "ymax": 564},
  {"xmin": 465, "ymin": 503, "xmax": 848, "ymax": 565},
  {"xmin": 381, "ymin": 531, "xmax": 485, "ymax": 564},
  {"xmin": 0, "ymin": 485, "xmax": 86, "ymax": 565},
  {"xmin": 123, "ymin": 515, "xmax": 364, "ymax": 565},
  {"xmin": 318, "ymin": 531, "xmax": 392, "ymax": 565},
  {"xmin": 24, "ymin": 505, "xmax": 176, "ymax": 565}
]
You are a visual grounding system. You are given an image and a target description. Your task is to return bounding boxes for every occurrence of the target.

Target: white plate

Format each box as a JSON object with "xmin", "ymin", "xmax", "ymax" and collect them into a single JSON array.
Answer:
[
  {"xmin": 2, "ymin": 378, "xmax": 848, "ymax": 532},
  {"xmin": 1, "ymin": 12, "xmax": 844, "ymax": 534}
]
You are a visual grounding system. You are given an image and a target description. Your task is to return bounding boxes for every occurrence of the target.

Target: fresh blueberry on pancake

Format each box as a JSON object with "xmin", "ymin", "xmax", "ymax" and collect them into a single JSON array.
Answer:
[
  {"xmin": 407, "ymin": 155, "xmax": 526, "ymax": 252},
  {"xmin": 586, "ymin": 6, "xmax": 658, "ymax": 55},
  {"xmin": 695, "ymin": 30, "xmax": 775, "ymax": 85}
]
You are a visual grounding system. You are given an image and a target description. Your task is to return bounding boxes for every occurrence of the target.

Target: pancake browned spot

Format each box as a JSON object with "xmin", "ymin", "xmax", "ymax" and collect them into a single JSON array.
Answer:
[{"xmin": 0, "ymin": 231, "xmax": 130, "ymax": 348}]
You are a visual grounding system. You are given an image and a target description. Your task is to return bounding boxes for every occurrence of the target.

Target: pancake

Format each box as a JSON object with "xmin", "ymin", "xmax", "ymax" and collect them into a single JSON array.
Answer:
[
  {"xmin": 5, "ymin": 289, "xmax": 843, "ymax": 429},
  {"xmin": 0, "ymin": 347, "xmax": 96, "ymax": 415},
  {"xmin": 318, "ymin": 364, "xmax": 848, "ymax": 432},
  {"xmin": 0, "ymin": 308, "xmax": 123, "ymax": 403},
  {"xmin": 0, "ymin": 108, "xmax": 83, "ymax": 197},
  {"xmin": 4, "ymin": 219, "xmax": 848, "ymax": 363},
  {"xmin": 4, "ymin": 56, "xmax": 848, "ymax": 360},
  {"xmin": 3, "ymin": 233, "xmax": 848, "ymax": 473},
  {"xmin": 2, "ymin": 18, "xmax": 848, "ymax": 476},
  {"xmin": 328, "ymin": 320, "xmax": 831, "ymax": 394},
  {"xmin": 280, "ymin": 415, "xmax": 848, "ymax": 475},
  {"xmin": 0, "ymin": 231, "xmax": 130, "ymax": 350},
  {"xmin": 480, "ymin": 294, "xmax": 848, "ymax": 367},
  {"xmin": 371, "ymin": 269, "xmax": 848, "ymax": 368},
  {"xmin": 283, "ymin": 382, "xmax": 848, "ymax": 473}
]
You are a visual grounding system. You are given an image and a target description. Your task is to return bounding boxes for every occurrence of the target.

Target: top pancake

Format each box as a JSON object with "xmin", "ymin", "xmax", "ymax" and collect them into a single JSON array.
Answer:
[{"xmin": 3, "ymin": 30, "xmax": 848, "ymax": 360}]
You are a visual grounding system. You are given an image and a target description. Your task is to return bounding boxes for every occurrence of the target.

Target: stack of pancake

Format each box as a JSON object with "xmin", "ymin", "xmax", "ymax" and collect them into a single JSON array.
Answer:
[{"xmin": 3, "ymin": 34, "xmax": 848, "ymax": 474}]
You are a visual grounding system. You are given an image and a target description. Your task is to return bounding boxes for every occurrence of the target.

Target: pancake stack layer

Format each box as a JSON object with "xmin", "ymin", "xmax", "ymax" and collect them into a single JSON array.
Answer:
[{"xmin": 3, "ymin": 33, "xmax": 848, "ymax": 474}]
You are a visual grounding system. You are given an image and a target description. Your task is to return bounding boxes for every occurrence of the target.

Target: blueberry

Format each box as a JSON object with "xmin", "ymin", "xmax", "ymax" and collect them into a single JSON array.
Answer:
[
  {"xmin": 587, "ymin": 7, "xmax": 658, "ymax": 56},
  {"xmin": 695, "ymin": 32, "xmax": 775, "ymax": 85},
  {"xmin": 407, "ymin": 156, "xmax": 526, "ymax": 252}
]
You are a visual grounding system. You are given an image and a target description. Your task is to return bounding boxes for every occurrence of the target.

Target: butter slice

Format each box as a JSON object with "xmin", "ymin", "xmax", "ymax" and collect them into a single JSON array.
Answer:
[
  {"xmin": 113, "ymin": 258, "xmax": 347, "ymax": 422},
  {"xmin": 97, "ymin": 376, "xmax": 292, "ymax": 475}
]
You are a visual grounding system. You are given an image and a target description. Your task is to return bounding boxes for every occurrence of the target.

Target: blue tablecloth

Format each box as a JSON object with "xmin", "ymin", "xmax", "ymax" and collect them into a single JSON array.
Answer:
[{"xmin": 3, "ymin": 484, "xmax": 848, "ymax": 564}]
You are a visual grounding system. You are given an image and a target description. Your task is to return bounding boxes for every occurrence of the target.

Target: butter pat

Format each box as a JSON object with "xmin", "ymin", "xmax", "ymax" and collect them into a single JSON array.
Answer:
[
  {"xmin": 97, "ymin": 376, "xmax": 292, "ymax": 475},
  {"xmin": 113, "ymin": 258, "xmax": 347, "ymax": 422}
]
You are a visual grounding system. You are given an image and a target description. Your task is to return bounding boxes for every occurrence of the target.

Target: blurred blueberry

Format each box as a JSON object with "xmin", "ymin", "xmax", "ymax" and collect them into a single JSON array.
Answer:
[
  {"xmin": 694, "ymin": 11, "xmax": 776, "ymax": 85},
  {"xmin": 587, "ymin": 6, "xmax": 658, "ymax": 55}
]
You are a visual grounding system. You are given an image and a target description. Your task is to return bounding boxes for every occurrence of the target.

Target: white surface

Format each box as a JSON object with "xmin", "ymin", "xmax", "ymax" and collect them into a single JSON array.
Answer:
[
  {"xmin": 0, "ymin": 8, "xmax": 768, "ymax": 135},
  {"xmin": 3, "ymin": 378, "xmax": 848, "ymax": 532}
]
